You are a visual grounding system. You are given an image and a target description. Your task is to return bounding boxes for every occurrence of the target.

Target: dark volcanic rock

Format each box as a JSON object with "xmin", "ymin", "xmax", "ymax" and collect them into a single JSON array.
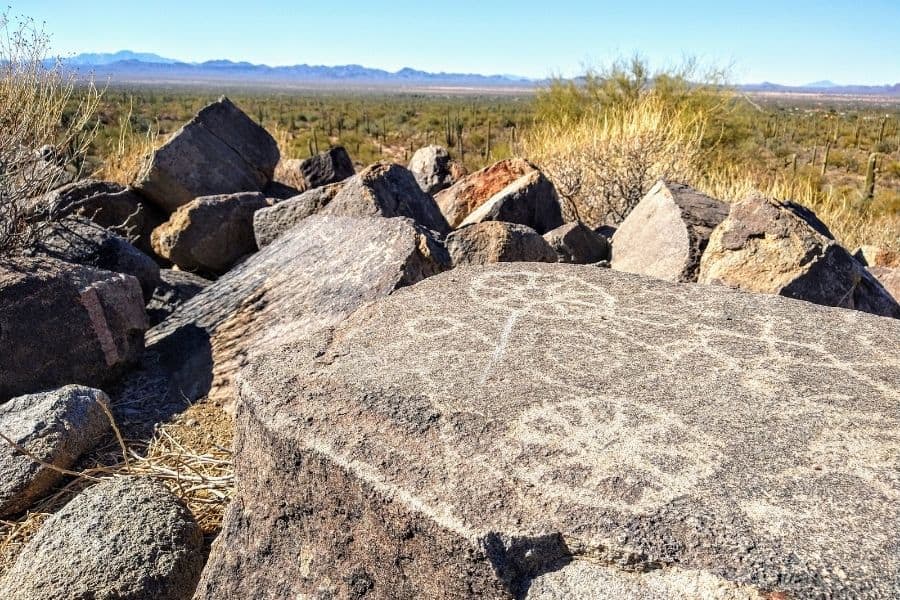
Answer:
[
  {"xmin": 32, "ymin": 218, "xmax": 161, "ymax": 300},
  {"xmin": 151, "ymin": 192, "xmax": 272, "ymax": 276},
  {"xmin": 138, "ymin": 214, "xmax": 449, "ymax": 410},
  {"xmin": 36, "ymin": 180, "xmax": 165, "ymax": 256},
  {"xmin": 435, "ymin": 158, "xmax": 537, "ymax": 228},
  {"xmin": 543, "ymin": 221, "xmax": 611, "ymax": 264},
  {"xmin": 408, "ymin": 145, "xmax": 457, "ymax": 195},
  {"xmin": 145, "ymin": 269, "xmax": 211, "ymax": 327},
  {"xmin": 275, "ymin": 147, "xmax": 354, "ymax": 191},
  {"xmin": 135, "ymin": 97, "xmax": 279, "ymax": 213},
  {"xmin": 458, "ymin": 169, "xmax": 564, "ymax": 234},
  {"xmin": 321, "ymin": 163, "xmax": 450, "ymax": 235},
  {"xmin": 0, "ymin": 257, "xmax": 148, "ymax": 401},
  {"xmin": 253, "ymin": 183, "xmax": 344, "ymax": 247},
  {"xmin": 197, "ymin": 263, "xmax": 900, "ymax": 599},
  {"xmin": 0, "ymin": 476, "xmax": 204, "ymax": 600},
  {"xmin": 0, "ymin": 386, "xmax": 110, "ymax": 517},
  {"xmin": 699, "ymin": 195, "xmax": 900, "ymax": 318},
  {"xmin": 611, "ymin": 180, "xmax": 728, "ymax": 282},
  {"xmin": 446, "ymin": 221, "xmax": 557, "ymax": 266}
]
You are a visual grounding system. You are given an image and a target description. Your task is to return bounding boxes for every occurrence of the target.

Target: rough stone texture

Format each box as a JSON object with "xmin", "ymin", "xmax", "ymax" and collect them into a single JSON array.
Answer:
[
  {"xmin": 140, "ymin": 215, "xmax": 449, "ymax": 411},
  {"xmin": 447, "ymin": 221, "xmax": 557, "ymax": 266},
  {"xmin": 408, "ymin": 145, "xmax": 458, "ymax": 195},
  {"xmin": 869, "ymin": 266, "xmax": 900, "ymax": 302},
  {"xmin": 543, "ymin": 221, "xmax": 611, "ymax": 264},
  {"xmin": 262, "ymin": 179, "xmax": 302, "ymax": 200},
  {"xmin": 854, "ymin": 245, "xmax": 900, "ymax": 268},
  {"xmin": 611, "ymin": 180, "xmax": 729, "ymax": 282},
  {"xmin": 31, "ymin": 218, "xmax": 161, "ymax": 300},
  {"xmin": 321, "ymin": 163, "xmax": 450, "ymax": 235},
  {"xmin": 699, "ymin": 195, "xmax": 900, "ymax": 318},
  {"xmin": 275, "ymin": 147, "xmax": 355, "ymax": 192},
  {"xmin": 435, "ymin": 158, "xmax": 537, "ymax": 228},
  {"xmin": 197, "ymin": 263, "xmax": 900, "ymax": 599},
  {"xmin": 135, "ymin": 97, "xmax": 279, "ymax": 213},
  {"xmin": 459, "ymin": 170, "xmax": 564, "ymax": 234},
  {"xmin": 253, "ymin": 183, "xmax": 344, "ymax": 247},
  {"xmin": 0, "ymin": 476, "xmax": 204, "ymax": 600},
  {"xmin": 145, "ymin": 269, "xmax": 211, "ymax": 327},
  {"xmin": 0, "ymin": 258, "xmax": 148, "ymax": 401},
  {"xmin": 0, "ymin": 386, "xmax": 111, "ymax": 518},
  {"xmin": 35, "ymin": 180, "xmax": 166, "ymax": 256},
  {"xmin": 151, "ymin": 192, "xmax": 272, "ymax": 276}
]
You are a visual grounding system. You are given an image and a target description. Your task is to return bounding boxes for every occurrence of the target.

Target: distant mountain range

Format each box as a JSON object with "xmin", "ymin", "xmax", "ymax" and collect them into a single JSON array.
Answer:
[
  {"xmin": 61, "ymin": 51, "xmax": 900, "ymax": 95},
  {"xmin": 61, "ymin": 51, "xmax": 536, "ymax": 88}
]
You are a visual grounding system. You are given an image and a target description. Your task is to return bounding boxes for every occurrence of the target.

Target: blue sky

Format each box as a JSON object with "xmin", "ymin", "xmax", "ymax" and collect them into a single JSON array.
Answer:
[{"xmin": 11, "ymin": 0, "xmax": 900, "ymax": 84}]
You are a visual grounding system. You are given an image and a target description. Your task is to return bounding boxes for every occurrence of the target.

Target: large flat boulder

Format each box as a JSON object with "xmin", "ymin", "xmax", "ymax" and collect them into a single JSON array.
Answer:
[
  {"xmin": 699, "ymin": 196, "xmax": 900, "ymax": 318},
  {"xmin": 0, "ymin": 386, "xmax": 110, "ymax": 517},
  {"xmin": 197, "ymin": 263, "xmax": 900, "ymax": 599},
  {"xmin": 135, "ymin": 97, "xmax": 279, "ymax": 213},
  {"xmin": 459, "ymin": 169, "xmax": 564, "ymax": 234},
  {"xmin": 253, "ymin": 183, "xmax": 344, "ymax": 247},
  {"xmin": 0, "ymin": 476, "xmax": 204, "ymax": 600},
  {"xmin": 287, "ymin": 146, "xmax": 355, "ymax": 190},
  {"xmin": 447, "ymin": 221, "xmax": 557, "ymax": 266},
  {"xmin": 321, "ymin": 163, "xmax": 450, "ymax": 235},
  {"xmin": 0, "ymin": 258, "xmax": 148, "ymax": 401},
  {"xmin": 611, "ymin": 180, "xmax": 728, "ymax": 282},
  {"xmin": 141, "ymin": 214, "xmax": 449, "ymax": 410},
  {"xmin": 435, "ymin": 158, "xmax": 537, "ymax": 228},
  {"xmin": 151, "ymin": 192, "xmax": 272, "ymax": 276}
]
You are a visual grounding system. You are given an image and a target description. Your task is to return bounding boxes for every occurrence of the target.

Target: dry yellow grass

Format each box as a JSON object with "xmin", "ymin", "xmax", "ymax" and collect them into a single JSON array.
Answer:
[{"xmin": 92, "ymin": 100, "xmax": 162, "ymax": 186}]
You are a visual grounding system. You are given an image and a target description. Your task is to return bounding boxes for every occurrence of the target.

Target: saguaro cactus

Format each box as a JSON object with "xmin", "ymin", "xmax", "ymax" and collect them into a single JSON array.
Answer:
[{"xmin": 863, "ymin": 153, "xmax": 877, "ymax": 201}]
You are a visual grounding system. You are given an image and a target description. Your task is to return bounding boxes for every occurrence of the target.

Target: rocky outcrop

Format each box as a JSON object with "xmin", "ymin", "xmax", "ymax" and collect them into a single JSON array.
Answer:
[
  {"xmin": 253, "ymin": 183, "xmax": 344, "ymax": 247},
  {"xmin": 135, "ymin": 97, "xmax": 279, "ymax": 213},
  {"xmin": 458, "ymin": 169, "xmax": 564, "ymax": 234},
  {"xmin": 435, "ymin": 158, "xmax": 537, "ymax": 228},
  {"xmin": 0, "ymin": 386, "xmax": 110, "ymax": 517},
  {"xmin": 141, "ymin": 215, "xmax": 449, "ymax": 410},
  {"xmin": 543, "ymin": 221, "xmax": 611, "ymax": 264},
  {"xmin": 145, "ymin": 269, "xmax": 211, "ymax": 326},
  {"xmin": 32, "ymin": 218, "xmax": 161, "ymax": 300},
  {"xmin": 0, "ymin": 477, "xmax": 204, "ymax": 600},
  {"xmin": 35, "ymin": 180, "xmax": 165, "ymax": 256},
  {"xmin": 197, "ymin": 262, "xmax": 900, "ymax": 599},
  {"xmin": 699, "ymin": 195, "xmax": 900, "ymax": 318},
  {"xmin": 0, "ymin": 258, "xmax": 147, "ymax": 401},
  {"xmin": 854, "ymin": 245, "xmax": 900, "ymax": 268},
  {"xmin": 321, "ymin": 163, "xmax": 450, "ymax": 235},
  {"xmin": 611, "ymin": 180, "xmax": 728, "ymax": 282},
  {"xmin": 869, "ymin": 266, "xmax": 900, "ymax": 302},
  {"xmin": 447, "ymin": 221, "xmax": 557, "ymax": 266},
  {"xmin": 151, "ymin": 192, "xmax": 272, "ymax": 276},
  {"xmin": 408, "ymin": 145, "xmax": 458, "ymax": 195},
  {"xmin": 275, "ymin": 147, "xmax": 354, "ymax": 191}
]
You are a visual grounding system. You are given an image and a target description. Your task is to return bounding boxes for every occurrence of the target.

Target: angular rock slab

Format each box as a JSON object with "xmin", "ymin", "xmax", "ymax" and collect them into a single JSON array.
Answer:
[
  {"xmin": 611, "ymin": 180, "xmax": 728, "ymax": 282},
  {"xmin": 459, "ymin": 169, "xmax": 564, "ymax": 235},
  {"xmin": 408, "ymin": 144, "xmax": 457, "ymax": 195},
  {"xmin": 198, "ymin": 263, "xmax": 900, "ymax": 599},
  {"xmin": 436, "ymin": 158, "xmax": 537, "ymax": 228},
  {"xmin": 0, "ymin": 386, "xmax": 111, "ymax": 517},
  {"xmin": 0, "ymin": 258, "xmax": 148, "ymax": 401},
  {"xmin": 151, "ymin": 192, "xmax": 272, "ymax": 276},
  {"xmin": 699, "ymin": 195, "xmax": 900, "ymax": 318},
  {"xmin": 321, "ymin": 163, "xmax": 450, "ymax": 235},
  {"xmin": 253, "ymin": 183, "xmax": 343, "ymax": 247},
  {"xmin": 0, "ymin": 476, "xmax": 204, "ymax": 600},
  {"xmin": 447, "ymin": 221, "xmax": 557, "ymax": 266},
  {"xmin": 135, "ymin": 97, "xmax": 279, "ymax": 213},
  {"xmin": 543, "ymin": 221, "xmax": 611, "ymax": 264},
  {"xmin": 144, "ymin": 214, "xmax": 449, "ymax": 409}
]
